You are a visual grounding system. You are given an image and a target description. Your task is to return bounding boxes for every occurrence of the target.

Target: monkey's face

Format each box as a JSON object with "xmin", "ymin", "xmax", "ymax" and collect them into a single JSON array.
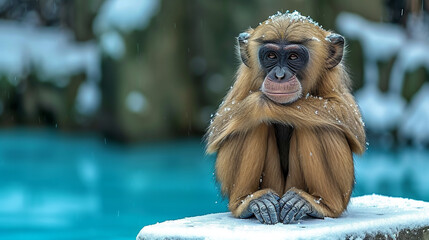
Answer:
[
  {"xmin": 258, "ymin": 43, "xmax": 309, "ymax": 104},
  {"xmin": 237, "ymin": 12, "xmax": 346, "ymax": 105}
]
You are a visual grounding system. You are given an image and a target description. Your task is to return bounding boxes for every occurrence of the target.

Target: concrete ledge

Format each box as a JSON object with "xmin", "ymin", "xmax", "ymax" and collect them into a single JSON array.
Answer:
[{"xmin": 137, "ymin": 195, "xmax": 429, "ymax": 240}]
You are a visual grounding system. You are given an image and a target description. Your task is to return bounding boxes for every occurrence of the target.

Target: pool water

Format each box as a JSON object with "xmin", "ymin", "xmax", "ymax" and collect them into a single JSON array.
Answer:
[
  {"xmin": 0, "ymin": 129, "xmax": 428, "ymax": 239},
  {"xmin": 0, "ymin": 129, "xmax": 226, "ymax": 240}
]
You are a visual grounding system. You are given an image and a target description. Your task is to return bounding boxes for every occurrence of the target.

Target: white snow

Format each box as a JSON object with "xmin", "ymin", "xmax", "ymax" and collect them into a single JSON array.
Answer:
[
  {"xmin": 389, "ymin": 41, "xmax": 429, "ymax": 95},
  {"xmin": 399, "ymin": 83, "xmax": 429, "ymax": 146},
  {"xmin": 336, "ymin": 13, "xmax": 406, "ymax": 133},
  {"xmin": 407, "ymin": 13, "xmax": 429, "ymax": 42},
  {"xmin": 75, "ymin": 81, "xmax": 102, "ymax": 115},
  {"xmin": 92, "ymin": 0, "xmax": 160, "ymax": 59},
  {"xmin": 126, "ymin": 91, "xmax": 147, "ymax": 113},
  {"xmin": 0, "ymin": 20, "xmax": 102, "ymax": 115},
  {"xmin": 0, "ymin": 20, "xmax": 100, "ymax": 82},
  {"xmin": 354, "ymin": 86, "xmax": 405, "ymax": 132},
  {"xmin": 267, "ymin": 11, "xmax": 322, "ymax": 29},
  {"xmin": 99, "ymin": 31, "xmax": 126, "ymax": 59},
  {"xmin": 93, "ymin": 0, "xmax": 160, "ymax": 34},
  {"xmin": 311, "ymin": 36, "xmax": 321, "ymax": 42},
  {"xmin": 137, "ymin": 195, "xmax": 429, "ymax": 240},
  {"xmin": 336, "ymin": 13, "xmax": 429, "ymax": 145},
  {"xmin": 336, "ymin": 13, "xmax": 405, "ymax": 62}
]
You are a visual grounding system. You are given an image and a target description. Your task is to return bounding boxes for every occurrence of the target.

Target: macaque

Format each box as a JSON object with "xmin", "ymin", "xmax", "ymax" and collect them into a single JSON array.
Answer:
[{"xmin": 206, "ymin": 11, "xmax": 366, "ymax": 224}]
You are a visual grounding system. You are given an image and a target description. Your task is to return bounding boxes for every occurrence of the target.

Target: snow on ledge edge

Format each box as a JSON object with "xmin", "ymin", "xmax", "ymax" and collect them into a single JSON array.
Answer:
[{"xmin": 137, "ymin": 195, "xmax": 429, "ymax": 240}]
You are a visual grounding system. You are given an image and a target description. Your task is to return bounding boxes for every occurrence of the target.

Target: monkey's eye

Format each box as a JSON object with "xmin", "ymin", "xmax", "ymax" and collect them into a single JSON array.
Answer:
[
  {"xmin": 267, "ymin": 52, "xmax": 277, "ymax": 59},
  {"xmin": 289, "ymin": 53, "xmax": 298, "ymax": 60}
]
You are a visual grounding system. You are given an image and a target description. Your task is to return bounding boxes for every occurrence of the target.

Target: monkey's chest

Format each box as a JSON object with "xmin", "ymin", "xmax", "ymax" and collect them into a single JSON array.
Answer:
[{"xmin": 274, "ymin": 124, "xmax": 294, "ymax": 175}]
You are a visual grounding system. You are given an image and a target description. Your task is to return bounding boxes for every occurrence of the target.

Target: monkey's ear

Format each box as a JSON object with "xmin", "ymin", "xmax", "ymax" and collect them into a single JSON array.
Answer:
[
  {"xmin": 238, "ymin": 32, "xmax": 251, "ymax": 67},
  {"xmin": 325, "ymin": 33, "xmax": 344, "ymax": 69}
]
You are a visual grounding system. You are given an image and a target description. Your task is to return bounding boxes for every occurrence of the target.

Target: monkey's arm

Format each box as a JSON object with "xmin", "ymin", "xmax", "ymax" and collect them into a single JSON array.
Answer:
[
  {"xmin": 263, "ymin": 94, "xmax": 365, "ymax": 154},
  {"xmin": 279, "ymin": 127, "xmax": 355, "ymax": 223},
  {"xmin": 207, "ymin": 91, "xmax": 365, "ymax": 154},
  {"xmin": 216, "ymin": 124, "xmax": 284, "ymax": 224}
]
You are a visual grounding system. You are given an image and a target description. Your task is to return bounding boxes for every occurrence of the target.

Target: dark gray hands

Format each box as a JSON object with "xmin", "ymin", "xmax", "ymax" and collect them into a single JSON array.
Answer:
[
  {"xmin": 244, "ymin": 190, "xmax": 324, "ymax": 224},
  {"xmin": 247, "ymin": 192, "xmax": 280, "ymax": 224},
  {"xmin": 279, "ymin": 190, "xmax": 324, "ymax": 224}
]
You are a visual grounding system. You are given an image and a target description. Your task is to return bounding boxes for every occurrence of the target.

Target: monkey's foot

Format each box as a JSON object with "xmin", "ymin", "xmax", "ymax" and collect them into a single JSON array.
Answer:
[
  {"xmin": 247, "ymin": 192, "xmax": 280, "ymax": 224},
  {"xmin": 279, "ymin": 190, "xmax": 324, "ymax": 224}
]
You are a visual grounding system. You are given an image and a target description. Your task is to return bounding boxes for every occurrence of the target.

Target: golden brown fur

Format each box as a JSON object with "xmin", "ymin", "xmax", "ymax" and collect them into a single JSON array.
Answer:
[{"xmin": 206, "ymin": 12, "xmax": 366, "ymax": 219}]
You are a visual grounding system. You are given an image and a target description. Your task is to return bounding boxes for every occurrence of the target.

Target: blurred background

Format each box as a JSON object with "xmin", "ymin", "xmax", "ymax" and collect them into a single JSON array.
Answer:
[{"xmin": 0, "ymin": 0, "xmax": 428, "ymax": 239}]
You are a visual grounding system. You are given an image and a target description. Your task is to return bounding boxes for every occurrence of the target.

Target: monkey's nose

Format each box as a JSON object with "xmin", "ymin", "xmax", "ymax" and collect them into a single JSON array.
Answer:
[{"xmin": 275, "ymin": 67, "xmax": 286, "ymax": 80}]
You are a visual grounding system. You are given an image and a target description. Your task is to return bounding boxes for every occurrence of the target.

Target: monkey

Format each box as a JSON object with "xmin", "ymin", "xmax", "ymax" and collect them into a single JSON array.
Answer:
[{"xmin": 206, "ymin": 11, "xmax": 366, "ymax": 225}]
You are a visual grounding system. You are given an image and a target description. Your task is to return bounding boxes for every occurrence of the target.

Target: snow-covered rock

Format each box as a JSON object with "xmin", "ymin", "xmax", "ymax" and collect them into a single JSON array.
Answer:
[{"xmin": 137, "ymin": 195, "xmax": 429, "ymax": 240}]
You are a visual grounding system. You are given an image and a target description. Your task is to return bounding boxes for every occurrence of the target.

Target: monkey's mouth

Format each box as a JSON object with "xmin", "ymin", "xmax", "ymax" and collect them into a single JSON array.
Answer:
[
  {"xmin": 264, "ymin": 89, "xmax": 300, "ymax": 95},
  {"xmin": 261, "ymin": 76, "xmax": 301, "ymax": 95},
  {"xmin": 261, "ymin": 76, "xmax": 302, "ymax": 104}
]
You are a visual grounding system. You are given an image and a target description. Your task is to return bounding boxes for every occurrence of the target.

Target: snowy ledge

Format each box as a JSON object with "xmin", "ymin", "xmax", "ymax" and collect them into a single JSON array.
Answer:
[{"xmin": 137, "ymin": 195, "xmax": 429, "ymax": 240}]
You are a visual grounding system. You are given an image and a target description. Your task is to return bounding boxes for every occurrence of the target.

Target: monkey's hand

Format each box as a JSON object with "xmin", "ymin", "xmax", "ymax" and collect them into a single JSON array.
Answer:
[
  {"xmin": 279, "ymin": 190, "xmax": 324, "ymax": 224},
  {"xmin": 244, "ymin": 192, "xmax": 280, "ymax": 224}
]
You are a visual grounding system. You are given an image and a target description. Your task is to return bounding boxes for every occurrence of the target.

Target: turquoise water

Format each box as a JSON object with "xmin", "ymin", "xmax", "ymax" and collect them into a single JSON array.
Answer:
[
  {"xmin": 0, "ymin": 129, "xmax": 226, "ymax": 240},
  {"xmin": 0, "ymin": 129, "xmax": 428, "ymax": 239}
]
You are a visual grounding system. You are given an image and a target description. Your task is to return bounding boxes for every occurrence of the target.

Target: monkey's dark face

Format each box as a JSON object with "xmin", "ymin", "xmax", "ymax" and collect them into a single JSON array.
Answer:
[{"xmin": 259, "ymin": 43, "xmax": 309, "ymax": 104}]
